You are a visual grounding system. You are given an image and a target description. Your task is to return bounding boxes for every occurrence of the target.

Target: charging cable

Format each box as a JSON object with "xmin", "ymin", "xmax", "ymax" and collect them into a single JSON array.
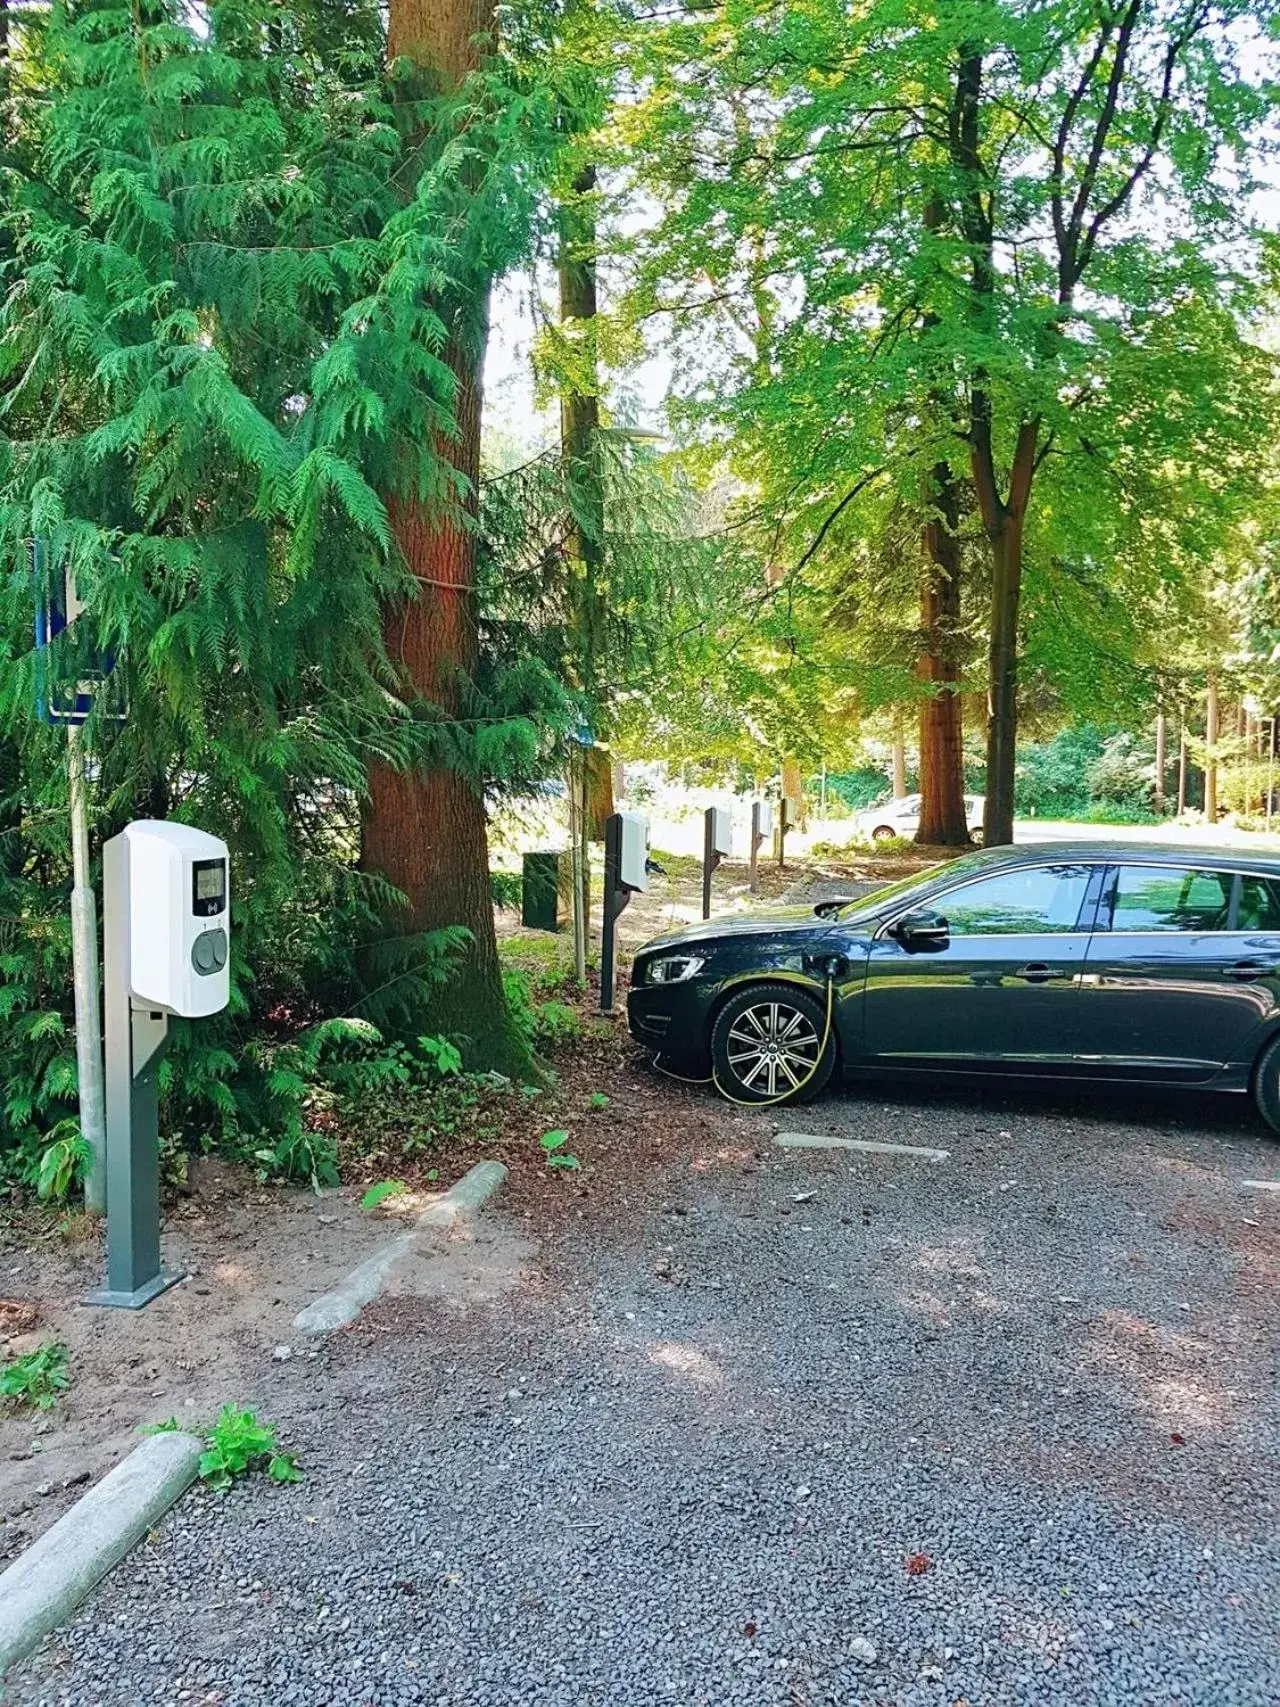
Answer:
[{"xmin": 653, "ymin": 976, "xmax": 835, "ymax": 1108}]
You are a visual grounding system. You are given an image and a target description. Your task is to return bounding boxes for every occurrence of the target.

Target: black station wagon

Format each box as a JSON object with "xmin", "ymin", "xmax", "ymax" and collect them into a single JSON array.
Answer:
[{"xmin": 626, "ymin": 841, "xmax": 1280, "ymax": 1130}]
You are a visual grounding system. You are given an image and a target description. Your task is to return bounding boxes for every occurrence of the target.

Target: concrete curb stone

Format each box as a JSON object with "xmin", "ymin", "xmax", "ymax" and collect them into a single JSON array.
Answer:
[
  {"xmin": 293, "ymin": 1159, "xmax": 508, "ymax": 1334},
  {"xmin": 0, "ymin": 1429, "xmax": 203, "ymax": 1682}
]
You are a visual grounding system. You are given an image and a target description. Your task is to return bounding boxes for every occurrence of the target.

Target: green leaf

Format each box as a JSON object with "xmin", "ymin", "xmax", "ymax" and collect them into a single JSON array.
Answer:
[
  {"xmin": 539, "ymin": 1130, "xmax": 569, "ymax": 1152},
  {"xmin": 360, "ymin": 1179, "xmax": 408, "ymax": 1211}
]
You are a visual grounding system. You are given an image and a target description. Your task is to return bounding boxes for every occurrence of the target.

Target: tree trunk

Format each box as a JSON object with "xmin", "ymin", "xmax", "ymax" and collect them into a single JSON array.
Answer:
[
  {"xmin": 1154, "ymin": 707, "xmax": 1166, "ymax": 813},
  {"xmin": 982, "ymin": 521, "xmax": 1023, "ymax": 847},
  {"xmin": 891, "ymin": 720, "xmax": 906, "ymax": 799},
  {"xmin": 1177, "ymin": 716, "xmax": 1188, "ymax": 815},
  {"xmin": 1205, "ymin": 677, "xmax": 1219, "ymax": 823},
  {"xmin": 361, "ymin": 0, "xmax": 527, "ymax": 1072},
  {"xmin": 916, "ymin": 460, "xmax": 969, "ymax": 846},
  {"xmin": 558, "ymin": 163, "xmax": 605, "ymax": 955}
]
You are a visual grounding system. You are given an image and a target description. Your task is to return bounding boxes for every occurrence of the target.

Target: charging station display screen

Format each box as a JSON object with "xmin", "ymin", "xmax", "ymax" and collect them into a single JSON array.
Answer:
[{"xmin": 192, "ymin": 858, "xmax": 227, "ymax": 918}]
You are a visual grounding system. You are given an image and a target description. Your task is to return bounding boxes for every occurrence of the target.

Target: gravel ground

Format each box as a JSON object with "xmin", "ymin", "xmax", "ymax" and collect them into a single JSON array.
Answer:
[{"xmin": 9, "ymin": 1074, "xmax": 1280, "ymax": 1707}]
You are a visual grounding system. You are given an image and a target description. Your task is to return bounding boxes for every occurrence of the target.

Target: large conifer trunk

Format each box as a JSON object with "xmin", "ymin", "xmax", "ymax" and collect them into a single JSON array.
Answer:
[{"xmin": 361, "ymin": 0, "xmax": 524, "ymax": 1068}]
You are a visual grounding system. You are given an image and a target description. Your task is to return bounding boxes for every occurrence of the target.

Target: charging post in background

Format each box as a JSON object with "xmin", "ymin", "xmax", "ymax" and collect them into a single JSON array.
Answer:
[
  {"xmin": 600, "ymin": 811, "xmax": 649, "ymax": 1016},
  {"xmin": 748, "ymin": 800, "xmax": 772, "ymax": 895},
  {"xmin": 702, "ymin": 806, "xmax": 732, "ymax": 920}
]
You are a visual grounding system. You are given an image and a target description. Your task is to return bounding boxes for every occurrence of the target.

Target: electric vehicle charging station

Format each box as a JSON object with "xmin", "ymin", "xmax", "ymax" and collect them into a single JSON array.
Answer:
[
  {"xmin": 87, "ymin": 822, "xmax": 230, "ymax": 1309},
  {"xmin": 600, "ymin": 810, "xmax": 649, "ymax": 1015},
  {"xmin": 701, "ymin": 806, "xmax": 732, "ymax": 919},
  {"xmin": 748, "ymin": 799, "xmax": 772, "ymax": 894},
  {"xmin": 778, "ymin": 794, "xmax": 800, "ymax": 868}
]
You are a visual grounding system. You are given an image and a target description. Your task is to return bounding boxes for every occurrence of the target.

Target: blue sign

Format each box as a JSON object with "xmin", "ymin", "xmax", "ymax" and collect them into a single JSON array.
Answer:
[{"xmin": 32, "ymin": 537, "xmax": 123, "ymax": 726}]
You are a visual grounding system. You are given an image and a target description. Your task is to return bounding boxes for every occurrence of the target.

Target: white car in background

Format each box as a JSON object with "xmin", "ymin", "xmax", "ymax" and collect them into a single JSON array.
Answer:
[{"xmin": 853, "ymin": 792, "xmax": 985, "ymax": 843}]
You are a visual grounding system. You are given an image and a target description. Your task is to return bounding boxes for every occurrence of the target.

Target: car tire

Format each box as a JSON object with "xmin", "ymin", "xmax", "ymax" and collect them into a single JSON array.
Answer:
[
  {"xmin": 871, "ymin": 825, "xmax": 896, "ymax": 843},
  {"xmin": 710, "ymin": 981, "xmax": 837, "ymax": 1106},
  {"xmin": 1251, "ymin": 1032, "xmax": 1280, "ymax": 1135}
]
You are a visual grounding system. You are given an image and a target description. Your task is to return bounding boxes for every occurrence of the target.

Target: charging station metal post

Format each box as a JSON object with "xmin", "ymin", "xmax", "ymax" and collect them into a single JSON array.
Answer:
[
  {"xmin": 88, "ymin": 822, "xmax": 230, "ymax": 1310},
  {"xmin": 778, "ymin": 795, "xmax": 799, "ymax": 869},
  {"xmin": 600, "ymin": 810, "xmax": 648, "ymax": 1015},
  {"xmin": 749, "ymin": 800, "xmax": 772, "ymax": 895},
  {"xmin": 701, "ymin": 806, "xmax": 732, "ymax": 920}
]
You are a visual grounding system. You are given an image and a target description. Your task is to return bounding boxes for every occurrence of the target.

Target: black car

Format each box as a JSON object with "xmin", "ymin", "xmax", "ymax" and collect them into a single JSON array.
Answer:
[{"xmin": 627, "ymin": 841, "xmax": 1280, "ymax": 1130}]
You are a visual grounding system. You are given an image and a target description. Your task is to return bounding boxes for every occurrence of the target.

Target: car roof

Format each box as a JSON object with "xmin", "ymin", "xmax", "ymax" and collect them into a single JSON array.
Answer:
[{"xmin": 969, "ymin": 840, "xmax": 1280, "ymax": 874}]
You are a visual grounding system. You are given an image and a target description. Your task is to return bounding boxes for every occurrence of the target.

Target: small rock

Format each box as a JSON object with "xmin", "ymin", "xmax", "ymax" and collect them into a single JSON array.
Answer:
[
  {"xmin": 35, "ymin": 1482, "xmax": 52, "ymax": 1497},
  {"xmin": 62, "ymin": 1470, "xmax": 91, "ymax": 1490},
  {"xmin": 271, "ymin": 1345, "xmax": 293, "ymax": 1362},
  {"xmin": 850, "ymin": 1637, "xmax": 878, "ymax": 1664}
]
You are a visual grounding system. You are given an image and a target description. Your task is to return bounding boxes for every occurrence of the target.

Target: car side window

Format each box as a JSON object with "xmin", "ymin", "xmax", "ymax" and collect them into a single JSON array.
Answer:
[
  {"xmin": 1236, "ymin": 874, "xmax": 1280, "ymax": 930},
  {"xmin": 1110, "ymin": 866, "xmax": 1233, "ymax": 932},
  {"xmin": 939, "ymin": 864, "xmax": 1093, "ymax": 936}
]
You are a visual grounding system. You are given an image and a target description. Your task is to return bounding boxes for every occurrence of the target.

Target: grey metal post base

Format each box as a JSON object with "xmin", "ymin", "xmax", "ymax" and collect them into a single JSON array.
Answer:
[{"xmin": 85, "ymin": 1271, "xmax": 184, "ymax": 1311}]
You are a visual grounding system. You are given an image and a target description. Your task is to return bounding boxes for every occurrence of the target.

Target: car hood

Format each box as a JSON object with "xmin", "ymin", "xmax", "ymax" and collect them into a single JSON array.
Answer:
[{"xmin": 638, "ymin": 906, "xmax": 826, "ymax": 953}]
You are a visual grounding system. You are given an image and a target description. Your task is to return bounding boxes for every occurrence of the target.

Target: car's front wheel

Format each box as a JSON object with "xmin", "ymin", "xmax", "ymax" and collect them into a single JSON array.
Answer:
[
  {"xmin": 710, "ymin": 982, "xmax": 836, "ymax": 1106},
  {"xmin": 1251, "ymin": 1031, "xmax": 1280, "ymax": 1135},
  {"xmin": 871, "ymin": 825, "xmax": 896, "ymax": 842}
]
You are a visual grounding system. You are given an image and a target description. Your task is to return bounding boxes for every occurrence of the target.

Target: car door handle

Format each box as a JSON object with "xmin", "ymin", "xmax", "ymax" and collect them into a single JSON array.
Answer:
[
  {"xmin": 1226, "ymin": 959, "xmax": 1280, "ymax": 980},
  {"xmin": 1016, "ymin": 963, "xmax": 1059, "ymax": 983}
]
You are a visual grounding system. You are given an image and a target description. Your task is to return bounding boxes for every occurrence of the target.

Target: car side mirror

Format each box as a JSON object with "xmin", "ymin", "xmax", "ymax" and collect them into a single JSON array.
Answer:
[{"xmin": 890, "ymin": 910, "xmax": 950, "ymax": 952}]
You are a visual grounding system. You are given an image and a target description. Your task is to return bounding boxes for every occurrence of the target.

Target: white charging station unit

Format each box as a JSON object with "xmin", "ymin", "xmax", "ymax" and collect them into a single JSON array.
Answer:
[
  {"xmin": 601, "ymin": 810, "xmax": 649, "ymax": 1014},
  {"xmin": 88, "ymin": 822, "xmax": 230, "ymax": 1309},
  {"xmin": 749, "ymin": 799, "xmax": 773, "ymax": 893},
  {"xmin": 616, "ymin": 810, "xmax": 650, "ymax": 894},
  {"xmin": 702, "ymin": 805, "xmax": 733, "ymax": 919}
]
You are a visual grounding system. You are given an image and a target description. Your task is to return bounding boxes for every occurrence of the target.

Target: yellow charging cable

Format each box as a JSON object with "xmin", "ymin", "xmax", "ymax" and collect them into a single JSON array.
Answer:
[{"xmin": 653, "ymin": 978, "xmax": 835, "ymax": 1109}]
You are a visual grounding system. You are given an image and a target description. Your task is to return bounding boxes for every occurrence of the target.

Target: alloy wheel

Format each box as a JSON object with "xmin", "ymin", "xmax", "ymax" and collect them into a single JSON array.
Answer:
[{"xmin": 724, "ymin": 999, "xmax": 822, "ymax": 1097}]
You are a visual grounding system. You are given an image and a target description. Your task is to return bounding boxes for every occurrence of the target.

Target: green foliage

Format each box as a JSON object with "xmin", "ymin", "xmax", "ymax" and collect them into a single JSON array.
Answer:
[
  {"xmin": 539, "ymin": 1129, "xmax": 580, "ymax": 1171},
  {"xmin": 615, "ymin": 0, "xmax": 1280, "ymax": 777},
  {"xmin": 533, "ymin": 999, "xmax": 582, "ymax": 1047},
  {"xmin": 823, "ymin": 770, "xmax": 895, "ymax": 813},
  {"xmin": 1015, "ymin": 726, "xmax": 1155, "ymax": 821},
  {"xmin": 417, "ymin": 1035, "xmax": 463, "ymax": 1078},
  {"xmin": 588, "ymin": 1091, "xmax": 609, "ymax": 1109},
  {"xmin": 360, "ymin": 1179, "xmax": 408, "ymax": 1211},
  {"xmin": 196, "ymin": 1406, "xmax": 303, "ymax": 1492},
  {"xmin": 36, "ymin": 1120, "xmax": 92, "ymax": 1202},
  {"xmin": 490, "ymin": 870, "xmax": 525, "ymax": 911},
  {"xmin": 0, "ymin": 0, "xmax": 586, "ymax": 1180},
  {"xmin": 1, "ymin": 1340, "xmax": 70, "ymax": 1412}
]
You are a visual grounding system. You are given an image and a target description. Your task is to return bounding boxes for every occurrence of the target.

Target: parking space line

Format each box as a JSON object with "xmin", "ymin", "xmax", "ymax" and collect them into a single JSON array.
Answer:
[{"xmin": 773, "ymin": 1133, "xmax": 950, "ymax": 1162}]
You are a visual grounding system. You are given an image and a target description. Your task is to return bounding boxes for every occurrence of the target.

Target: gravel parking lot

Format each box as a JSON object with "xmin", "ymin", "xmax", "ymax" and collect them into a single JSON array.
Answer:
[{"xmin": 9, "ymin": 1074, "xmax": 1280, "ymax": 1707}]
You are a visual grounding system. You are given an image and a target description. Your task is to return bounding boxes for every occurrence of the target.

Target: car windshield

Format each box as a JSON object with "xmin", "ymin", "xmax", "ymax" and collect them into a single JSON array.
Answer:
[{"xmin": 831, "ymin": 848, "xmax": 1001, "ymax": 924}]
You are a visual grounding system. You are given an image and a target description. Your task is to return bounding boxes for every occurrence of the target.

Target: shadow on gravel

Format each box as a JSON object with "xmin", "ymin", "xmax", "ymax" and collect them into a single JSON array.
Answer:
[{"xmin": 826, "ymin": 1071, "xmax": 1267, "ymax": 1141}]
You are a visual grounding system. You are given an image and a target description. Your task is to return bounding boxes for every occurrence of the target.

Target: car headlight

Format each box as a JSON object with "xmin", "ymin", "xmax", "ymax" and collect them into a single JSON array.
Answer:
[{"xmin": 647, "ymin": 954, "xmax": 706, "ymax": 985}]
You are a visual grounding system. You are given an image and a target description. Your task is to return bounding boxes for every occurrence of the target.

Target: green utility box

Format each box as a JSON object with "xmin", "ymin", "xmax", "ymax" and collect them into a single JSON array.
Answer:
[{"xmin": 522, "ymin": 850, "xmax": 566, "ymax": 932}]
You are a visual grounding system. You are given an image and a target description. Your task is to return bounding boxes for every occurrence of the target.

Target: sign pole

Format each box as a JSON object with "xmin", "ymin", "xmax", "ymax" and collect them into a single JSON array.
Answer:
[{"xmin": 66, "ymin": 724, "xmax": 106, "ymax": 1215}]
